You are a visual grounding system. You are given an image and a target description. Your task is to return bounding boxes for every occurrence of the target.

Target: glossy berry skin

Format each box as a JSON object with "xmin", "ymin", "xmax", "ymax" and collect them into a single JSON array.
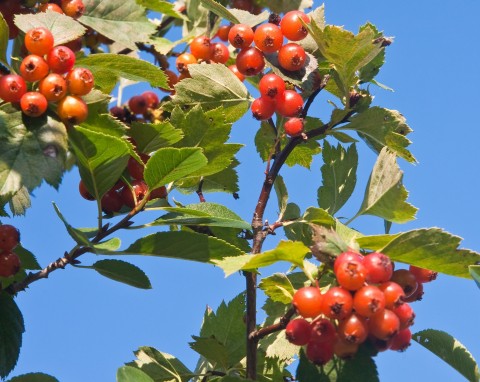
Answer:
[
  {"xmin": 66, "ymin": 68, "xmax": 95, "ymax": 96},
  {"xmin": 275, "ymin": 90, "xmax": 303, "ymax": 117},
  {"xmin": 0, "ymin": 252, "xmax": 21, "ymax": 277},
  {"xmin": 321, "ymin": 286, "xmax": 353, "ymax": 320},
  {"xmin": 57, "ymin": 95, "xmax": 89, "ymax": 124},
  {"xmin": 228, "ymin": 65, "xmax": 245, "ymax": 82},
  {"xmin": 292, "ymin": 286, "xmax": 323, "ymax": 318},
  {"xmin": 284, "ymin": 118, "xmax": 304, "ymax": 137},
  {"xmin": 142, "ymin": 91, "xmax": 159, "ymax": 108},
  {"xmin": 337, "ymin": 313, "xmax": 368, "ymax": 344},
  {"xmin": 310, "ymin": 318, "xmax": 336, "ymax": 344},
  {"xmin": 0, "ymin": 225, "xmax": 20, "ymax": 252},
  {"xmin": 20, "ymin": 92, "xmax": 48, "ymax": 117},
  {"xmin": 39, "ymin": 3, "xmax": 63, "ymax": 13},
  {"xmin": 24, "ymin": 27, "xmax": 54, "ymax": 56},
  {"xmin": 39, "ymin": 73, "xmax": 68, "ymax": 101},
  {"xmin": 61, "ymin": 0, "xmax": 85, "ymax": 19},
  {"xmin": 127, "ymin": 154, "xmax": 150, "ymax": 180},
  {"xmin": 190, "ymin": 36, "xmax": 212, "ymax": 60},
  {"xmin": 121, "ymin": 180, "xmax": 149, "ymax": 209},
  {"xmin": 235, "ymin": 47, "xmax": 265, "ymax": 76},
  {"xmin": 47, "ymin": 46, "xmax": 76, "ymax": 74},
  {"xmin": 253, "ymin": 23, "xmax": 283, "ymax": 53},
  {"xmin": 128, "ymin": 95, "xmax": 148, "ymax": 115},
  {"xmin": 285, "ymin": 318, "xmax": 312, "ymax": 346},
  {"xmin": 368, "ymin": 309, "xmax": 400, "ymax": 341},
  {"xmin": 251, "ymin": 97, "xmax": 276, "ymax": 121},
  {"xmin": 216, "ymin": 25, "xmax": 231, "ymax": 41},
  {"xmin": 79, "ymin": 180, "xmax": 95, "ymax": 201},
  {"xmin": 176, "ymin": 53, "xmax": 197, "ymax": 73},
  {"xmin": 335, "ymin": 258, "xmax": 367, "ymax": 291},
  {"xmin": 0, "ymin": 74, "xmax": 27, "ymax": 103},
  {"xmin": 409, "ymin": 265, "xmax": 438, "ymax": 283},
  {"xmin": 210, "ymin": 42, "xmax": 230, "ymax": 64},
  {"xmin": 363, "ymin": 252, "xmax": 394, "ymax": 283},
  {"xmin": 334, "ymin": 250, "xmax": 364, "ymax": 274},
  {"xmin": 378, "ymin": 281, "xmax": 405, "ymax": 309},
  {"xmin": 392, "ymin": 303, "xmax": 415, "ymax": 330},
  {"xmin": 353, "ymin": 285, "xmax": 385, "ymax": 318},
  {"xmin": 259, "ymin": 73, "xmax": 285, "ymax": 100},
  {"xmin": 334, "ymin": 338, "xmax": 359, "ymax": 359},
  {"xmin": 101, "ymin": 189, "xmax": 123, "ymax": 214},
  {"xmin": 389, "ymin": 328, "xmax": 412, "ymax": 351},
  {"xmin": 19, "ymin": 55, "xmax": 50, "ymax": 82},
  {"xmin": 228, "ymin": 24, "xmax": 254, "ymax": 49},
  {"xmin": 278, "ymin": 43, "xmax": 307, "ymax": 72},
  {"xmin": 306, "ymin": 340, "xmax": 334, "ymax": 366},
  {"xmin": 391, "ymin": 269, "xmax": 419, "ymax": 298},
  {"xmin": 280, "ymin": 11, "xmax": 310, "ymax": 41}
]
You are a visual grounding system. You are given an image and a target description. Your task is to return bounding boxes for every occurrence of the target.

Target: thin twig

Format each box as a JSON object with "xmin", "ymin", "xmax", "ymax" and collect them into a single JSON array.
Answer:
[{"xmin": 249, "ymin": 306, "xmax": 296, "ymax": 341}]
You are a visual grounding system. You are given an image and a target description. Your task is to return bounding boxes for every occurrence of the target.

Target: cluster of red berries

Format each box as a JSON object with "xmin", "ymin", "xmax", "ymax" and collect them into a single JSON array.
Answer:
[
  {"xmin": 0, "ymin": 225, "xmax": 21, "ymax": 278},
  {"xmin": 110, "ymin": 91, "xmax": 161, "ymax": 124},
  {"xmin": 286, "ymin": 250, "xmax": 438, "ymax": 365},
  {"xmin": 0, "ymin": 27, "xmax": 93, "ymax": 124},
  {"xmin": 36, "ymin": 0, "xmax": 85, "ymax": 19}
]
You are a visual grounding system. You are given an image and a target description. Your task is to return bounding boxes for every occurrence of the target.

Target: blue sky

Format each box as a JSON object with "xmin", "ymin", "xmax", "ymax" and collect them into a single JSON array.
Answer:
[{"xmin": 6, "ymin": 1, "xmax": 480, "ymax": 381}]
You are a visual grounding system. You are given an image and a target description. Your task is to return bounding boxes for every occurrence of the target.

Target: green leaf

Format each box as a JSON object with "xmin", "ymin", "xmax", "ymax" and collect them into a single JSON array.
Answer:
[
  {"xmin": 8, "ymin": 187, "xmax": 31, "ymax": 217},
  {"xmin": 93, "ymin": 259, "xmax": 151, "ymax": 289},
  {"xmin": 213, "ymin": 241, "xmax": 310, "ymax": 277},
  {"xmin": 97, "ymin": 231, "xmax": 244, "ymax": 263},
  {"xmin": 128, "ymin": 121, "xmax": 183, "ymax": 154},
  {"xmin": 15, "ymin": 245, "xmax": 41, "ymax": 270},
  {"xmin": 93, "ymin": 237, "xmax": 121, "ymax": 252},
  {"xmin": 14, "ymin": 10, "xmax": 86, "ymax": 45},
  {"xmin": 469, "ymin": 265, "xmax": 480, "ymax": 289},
  {"xmin": 284, "ymin": 139, "xmax": 321, "ymax": 169},
  {"xmin": 299, "ymin": 6, "xmax": 325, "ymax": 55},
  {"xmin": 254, "ymin": 121, "xmax": 276, "ymax": 162},
  {"xmin": 136, "ymin": 0, "xmax": 187, "ymax": 19},
  {"xmin": 309, "ymin": 225, "xmax": 349, "ymax": 262},
  {"xmin": 353, "ymin": 147, "xmax": 417, "ymax": 224},
  {"xmin": 0, "ymin": 14, "xmax": 9, "ymax": 67},
  {"xmin": 144, "ymin": 148, "xmax": 208, "ymax": 191},
  {"xmin": 337, "ymin": 346, "xmax": 379, "ymax": 382},
  {"xmin": 131, "ymin": 347, "xmax": 194, "ymax": 382},
  {"xmin": 263, "ymin": 51, "xmax": 319, "ymax": 88},
  {"xmin": 229, "ymin": 9, "xmax": 269, "ymax": 27},
  {"xmin": 53, "ymin": 203, "xmax": 91, "ymax": 246},
  {"xmin": 318, "ymin": 141, "xmax": 358, "ymax": 215},
  {"xmin": 76, "ymin": 54, "xmax": 168, "ymax": 94},
  {"xmin": 259, "ymin": 330, "xmax": 299, "ymax": 363},
  {"xmin": 171, "ymin": 64, "xmax": 250, "ymax": 122},
  {"xmin": 81, "ymin": 0, "xmax": 155, "ymax": 50},
  {"xmin": 0, "ymin": 105, "xmax": 68, "ymax": 205},
  {"xmin": 296, "ymin": 349, "xmax": 330, "ymax": 382},
  {"xmin": 413, "ymin": 329, "xmax": 480, "ymax": 382},
  {"xmin": 0, "ymin": 293, "xmax": 24, "ymax": 379},
  {"xmin": 358, "ymin": 23, "xmax": 386, "ymax": 84},
  {"xmin": 255, "ymin": 0, "xmax": 313, "ymax": 13},
  {"xmin": 302, "ymin": 207, "xmax": 336, "ymax": 227},
  {"xmin": 258, "ymin": 273, "xmax": 294, "ymax": 304},
  {"xmin": 274, "ymin": 175, "xmax": 288, "ymax": 221},
  {"xmin": 153, "ymin": 202, "xmax": 251, "ymax": 230},
  {"xmin": 68, "ymin": 126, "xmax": 130, "ymax": 200},
  {"xmin": 336, "ymin": 107, "xmax": 415, "ymax": 163},
  {"xmin": 356, "ymin": 228, "xmax": 480, "ymax": 279},
  {"xmin": 117, "ymin": 366, "xmax": 154, "ymax": 382},
  {"xmin": 7, "ymin": 373, "xmax": 59, "ymax": 382},
  {"xmin": 190, "ymin": 336, "xmax": 229, "ymax": 370},
  {"xmin": 80, "ymin": 113, "xmax": 127, "ymax": 139},
  {"xmin": 200, "ymin": 0, "xmax": 240, "ymax": 24}
]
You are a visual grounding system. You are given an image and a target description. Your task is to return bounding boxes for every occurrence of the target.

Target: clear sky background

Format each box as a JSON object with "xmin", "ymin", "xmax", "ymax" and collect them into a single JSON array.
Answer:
[{"xmin": 5, "ymin": 1, "xmax": 480, "ymax": 381}]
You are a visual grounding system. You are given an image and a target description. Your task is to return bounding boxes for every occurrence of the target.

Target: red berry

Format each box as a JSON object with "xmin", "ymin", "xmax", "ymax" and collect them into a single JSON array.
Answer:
[
  {"xmin": 334, "ymin": 250, "xmax": 364, "ymax": 274},
  {"xmin": 128, "ymin": 95, "xmax": 148, "ymax": 115},
  {"xmin": 159, "ymin": 69, "xmax": 178, "ymax": 94},
  {"xmin": 0, "ymin": 74, "xmax": 27, "ymax": 103},
  {"xmin": 228, "ymin": 65, "xmax": 245, "ymax": 82},
  {"xmin": 39, "ymin": 3, "xmax": 63, "ymax": 13},
  {"xmin": 292, "ymin": 286, "xmax": 323, "ymax": 318},
  {"xmin": 79, "ymin": 180, "xmax": 95, "ymax": 201},
  {"xmin": 0, "ymin": 225, "xmax": 20, "ymax": 252},
  {"xmin": 176, "ymin": 53, "xmax": 197, "ymax": 73},
  {"xmin": 321, "ymin": 286, "xmax": 353, "ymax": 320},
  {"xmin": 409, "ymin": 265, "xmax": 438, "ymax": 283},
  {"xmin": 378, "ymin": 281, "xmax": 406, "ymax": 309},
  {"xmin": 101, "ymin": 188, "xmax": 123, "ymax": 213},
  {"xmin": 280, "ymin": 11, "xmax": 310, "ymax": 41},
  {"xmin": 258, "ymin": 73, "xmax": 285, "ymax": 100},
  {"xmin": 47, "ymin": 46, "xmax": 76, "ymax": 74},
  {"xmin": 368, "ymin": 309, "xmax": 400, "ymax": 341},
  {"xmin": 278, "ymin": 43, "xmax": 307, "ymax": 72},
  {"xmin": 20, "ymin": 92, "xmax": 48, "ymax": 117},
  {"xmin": 353, "ymin": 285, "xmax": 385, "ymax": 318},
  {"xmin": 19, "ymin": 55, "xmax": 50, "ymax": 82},
  {"xmin": 120, "ymin": 180, "xmax": 149, "ymax": 209},
  {"xmin": 64, "ymin": 37, "xmax": 83, "ymax": 52},
  {"xmin": 57, "ymin": 95, "xmax": 88, "ymax": 124},
  {"xmin": 305, "ymin": 340, "xmax": 334, "ymax": 366},
  {"xmin": 210, "ymin": 42, "xmax": 230, "ymax": 64},
  {"xmin": 275, "ymin": 90, "xmax": 303, "ymax": 117},
  {"xmin": 0, "ymin": 251, "xmax": 21, "ymax": 277},
  {"xmin": 228, "ymin": 24, "xmax": 254, "ymax": 49},
  {"xmin": 333, "ymin": 338, "xmax": 359, "ymax": 359},
  {"xmin": 284, "ymin": 118, "xmax": 304, "ymax": 137},
  {"xmin": 110, "ymin": 106, "xmax": 126, "ymax": 120},
  {"xmin": 389, "ymin": 328, "xmax": 412, "ymax": 351},
  {"xmin": 391, "ymin": 269, "xmax": 419, "ymax": 298},
  {"xmin": 235, "ymin": 47, "xmax": 265, "ymax": 76},
  {"xmin": 285, "ymin": 318, "xmax": 312, "ymax": 346},
  {"xmin": 253, "ymin": 23, "xmax": 283, "ymax": 53},
  {"xmin": 392, "ymin": 303, "xmax": 415, "ymax": 330},
  {"xmin": 216, "ymin": 25, "xmax": 231, "ymax": 41},
  {"xmin": 66, "ymin": 67, "xmax": 95, "ymax": 96},
  {"xmin": 190, "ymin": 36, "xmax": 212, "ymax": 61},
  {"xmin": 61, "ymin": 0, "xmax": 85, "ymax": 19},
  {"xmin": 251, "ymin": 97, "xmax": 276, "ymax": 121},
  {"xmin": 335, "ymin": 258, "xmax": 367, "ymax": 291},
  {"xmin": 141, "ymin": 91, "xmax": 160, "ymax": 109},
  {"xmin": 403, "ymin": 281, "xmax": 424, "ymax": 303},
  {"xmin": 231, "ymin": 0, "xmax": 253, "ymax": 11},
  {"xmin": 24, "ymin": 27, "xmax": 55, "ymax": 56},
  {"xmin": 149, "ymin": 186, "xmax": 168, "ymax": 200},
  {"xmin": 39, "ymin": 73, "xmax": 68, "ymax": 101},
  {"xmin": 337, "ymin": 313, "xmax": 369, "ymax": 344},
  {"xmin": 363, "ymin": 252, "xmax": 394, "ymax": 283},
  {"xmin": 310, "ymin": 317, "xmax": 336, "ymax": 344},
  {"xmin": 127, "ymin": 154, "xmax": 150, "ymax": 180}
]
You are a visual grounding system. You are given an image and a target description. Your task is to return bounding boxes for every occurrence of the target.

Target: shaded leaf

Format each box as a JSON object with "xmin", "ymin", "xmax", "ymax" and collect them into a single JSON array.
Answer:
[
  {"xmin": 318, "ymin": 141, "xmax": 358, "ymax": 215},
  {"xmin": 7, "ymin": 373, "xmax": 59, "ymax": 382},
  {"xmin": 117, "ymin": 366, "xmax": 154, "ymax": 382},
  {"xmin": 189, "ymin": 336, "xmax": 229, "ymax": 370},
  {"xmin": 337, "ymin": 345, "xmax": 379, "ymax": 382},
  {"xmin": 274, "ymin": 175, "xmax": 288, "ymax": 221},
  {"xmin": 200, "ymin": 0, "xmax": 240, "ymax": 24},
  {"xmin": 93, "ymin": 259, "xmax": 151, "ymax": 289},
  {"xmin": 413, "ymin": 329, "xmax": 480, "ymax": 382},
  {"xmin": 14, "ymin": 11, "xmax": 86, "ymax": 45},
  {"xmin": 264, "ymin": 51, "xmax": 319, "ymax": 88},
  {"xmin": 255, "ymin": 0, "xmax": 313, "ymax": 13},
  {"xmin": 0, "ymin": 14, "xmax": 9, "ymax": 67},
  {"xmin": 8, "ymin": 187, "xmax": 31, "ymax": 217},
  {"xmin": 296, "ymin": 349, "xmax": 330, "ymax": 382},
  {"xmin": 0, "ymin": 293, "xmax": 24, "ymax": 379},
  {"xmin": 470, "ymin": 265, "xmax": 480, "ymax": 289},
  {"xmin": 129, "ymin": 121, "xmax": 183, "ymax": 154},
  {"xmin": 15, "ymin": 245, "xmax": 41, "ymax": 270}
]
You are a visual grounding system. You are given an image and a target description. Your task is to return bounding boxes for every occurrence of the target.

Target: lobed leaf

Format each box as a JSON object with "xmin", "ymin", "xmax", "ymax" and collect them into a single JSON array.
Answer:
[
  {"xmin": 93, "ymin": 259, "xmax": 151, "ymax": 289},
  {"xmin": 0, "ymin": 293, "xmax": 24, "ymax": 379},
  {"xmin": 116, "ymin": 366, "xmax": 154, "ymax": 382},
  {"xmin": 229, "ymin": 9, "xmax": 269, "ymax": 27},
  {"xmin": 128, "ymin": 121, "xmax": 183, "ymax": 154},
  {"xmin": 7, "ymin": 373, "xmax": 59, "ymax": 382},
  {"xmin": 15, "ymin": 245, "xmax": 41, "ymax": 270},
  {"xmin": 258, "ymin": 273, "xmax": 294, "ymax": 304}
]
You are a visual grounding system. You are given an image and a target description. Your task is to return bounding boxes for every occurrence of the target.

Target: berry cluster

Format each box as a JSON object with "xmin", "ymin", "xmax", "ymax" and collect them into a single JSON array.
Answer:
[
  {"xmin": 110, "ymin": 91, "xmax": 162, "ymax": 124},
  {"xmin": 0, "ymin": 27, "xmax": 93, "ymax": 124},
  {"xmin": 0, "ymin": 225, "xmax": 21, "ymax": 278},
  {"xmin": 37, "ymin": 0, "xmax": 85, "ymax": 19},
  {"xmin": 286, "ymin": 250, "xmax": 438, "ymax": 365}
]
